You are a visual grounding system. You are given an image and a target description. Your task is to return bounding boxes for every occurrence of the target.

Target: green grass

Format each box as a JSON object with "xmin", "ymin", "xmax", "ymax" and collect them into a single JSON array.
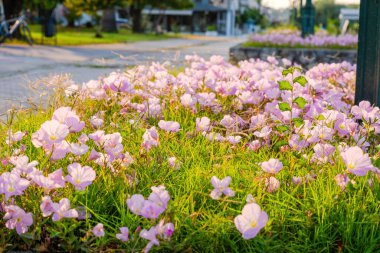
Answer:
[
  {"xmin": 243, "ymin": 41, "xmax": 357, "ymax": 50},
  {"xmin": 0, "ymin": 91, "xmax": 379, "ymax": 252},
  {"xmin": 4, "ymin": 25, "xmax": 176, "ymax": 46}
]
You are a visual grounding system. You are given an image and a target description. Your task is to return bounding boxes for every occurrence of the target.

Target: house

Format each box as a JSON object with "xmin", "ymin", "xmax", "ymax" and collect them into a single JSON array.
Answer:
[{"xmin": 142, "ymin": 0, "xmax": 260, "ymax": 36}]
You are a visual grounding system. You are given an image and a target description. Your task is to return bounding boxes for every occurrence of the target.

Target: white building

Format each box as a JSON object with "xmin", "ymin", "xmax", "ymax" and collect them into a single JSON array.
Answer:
[{"xmin": 143, "ymin": 0, "xmax": 261, "ymax": 36}]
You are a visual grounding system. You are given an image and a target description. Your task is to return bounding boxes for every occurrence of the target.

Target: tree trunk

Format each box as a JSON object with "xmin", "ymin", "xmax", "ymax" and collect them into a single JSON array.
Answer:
[
  {"xmin": 101, "ymin": 7, "xmax": 117, "ymax": 33},
  {"xmin": 131, "ymin": 0, "xmax": 143, "ymax": 33}
]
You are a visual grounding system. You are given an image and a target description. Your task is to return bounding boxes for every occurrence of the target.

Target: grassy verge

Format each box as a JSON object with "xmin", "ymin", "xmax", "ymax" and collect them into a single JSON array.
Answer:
[
  {"xmin": 3, "ymin": 25, "xmax": 177, "ymax": 46},
  {"xmin": 243, "ymin": 41, "xmax": 357, "ymax": 50}
]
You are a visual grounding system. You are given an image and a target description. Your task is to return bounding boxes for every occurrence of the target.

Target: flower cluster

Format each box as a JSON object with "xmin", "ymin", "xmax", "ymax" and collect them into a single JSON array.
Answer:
[{"xmin": 249, "ymin": 30, "xmax": 358, "ymax": 49}]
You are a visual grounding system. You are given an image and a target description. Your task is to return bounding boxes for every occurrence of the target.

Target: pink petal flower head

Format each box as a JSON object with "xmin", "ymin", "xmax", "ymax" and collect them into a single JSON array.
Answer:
[
  {"xmin": 116, "ymin": 227, "xmax": 129, "ymax": 242},
  {"xmin": 51, "ymin": 198, "xmax": 79, "ymax": 221},
  {"xmin": 6, "ymin": 131, "xmax": 26, "ymax": 145},
  {"xmin": 0, "ymin": 172, "xmax": 30, "ymax": 200},
  {"xmin": 155, "ymin": 219, "xmax": 174, "ymax": 240},
  {"xmin": 234, "ymin": 203, "xmax": 268, "ymax": 239},
  {"xmin": 340, "ymin": 146, "xmax": 375, "ymax": 176},
  {"xmin": 40, "ymin": 196, "xmax": 55, "ymax": 217},
  {"xmin": 65, "ymin": 163, "xmax": 96, "ymax": 190},
  {"xmin": 226, "ymin": 135, "xmax": 242, "ymax": 145},
  {"xmin": 70, "ymin": 143, "xmax": 89, "ymax": 156},
  {"xmin": 253, "ymin": 126, "xmax": 272, "ymax": 139},
  {"xmin": 33, "ymin": 168, "xmax": 66, "ymax": 191},
  {"xmin": 92, "ymin": 223, "xmax": 105, "ymax": 237},
  {"xmin": 210, "ymin": 176, "xmax": 235, "ymax": 200},
  {"xmin": 265, "ymin": 176, "xmax": 280, "ymax": 193},
  {"xmin": 142, "ymin": 127, "xmax": 159, "ymax": 151},
  {"xmin": 9, "ymin": 155, "xmax": 38, "ymax": 175},
  {"xmin": 158, "ymin": 120, "xmax": 180, "ymax": 133},
  {"xmin": 126, "ymin": 194, "xmax": 145, "ymax": 215},
  {"xmin": 148, "ymin": 185, "xmax": 170, "ymax": 213},
  {"xmin": 140, "ymin": 226, "xmax": 159, "ymax": 253},
  {"xmin": 52, "ymin": 107, "xmax": 85, "ymax": 133},
  {"xmin": 39, "ymin": 120, "xmax": 69, "ymax": 145},
  {"xmin": 140, "ymin": 201, "xmax": 162, "ymax": 219},
  {"xmin": 335, "ymin": 173, "xmax": 350, "ymax": 190},
  {"xmin": 260, "ymin": 158, "xmax": 283, "ymax": 174},
  {"xmin": 168, "ymin": 157, "xmax": 180, "ymax": 170},
  {"xmin": 3, "ymin": 205, "xmax": 33, "ymax": 235},
  {"xmin": 196, "ymin": 117, "xmax": 211, "ymax": 132},
  {"xmin": 88, "ymin": 149, "xmax": 101, "ymax": 161}
]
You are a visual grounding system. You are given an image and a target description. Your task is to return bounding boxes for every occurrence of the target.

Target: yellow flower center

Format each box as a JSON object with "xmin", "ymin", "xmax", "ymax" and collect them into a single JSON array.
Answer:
[
  {"xmin": 348, "ymin": 162, "xmax": 355, "ymax": 170},
  {"xmin": 75, "ymin": 179, "xmax": 81, "ymax": 184},
  {"xmin": 250, "ymin": 220, "xmax": 257, "ymax": 228},
  {"xmin": 50, "ymin": 135, "xmax": 57, "ymax": 141}
]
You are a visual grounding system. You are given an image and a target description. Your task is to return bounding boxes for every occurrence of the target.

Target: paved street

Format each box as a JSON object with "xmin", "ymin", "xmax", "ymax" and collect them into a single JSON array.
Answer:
[{"xmin": 0, "ymin": 36, "xmax": 246, "ymax": 113}]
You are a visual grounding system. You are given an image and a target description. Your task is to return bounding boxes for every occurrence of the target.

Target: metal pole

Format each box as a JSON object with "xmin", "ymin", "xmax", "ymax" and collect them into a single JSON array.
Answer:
[{"xmin": 355, "ymin": 0, "xmax": 380, "ymax": 106}]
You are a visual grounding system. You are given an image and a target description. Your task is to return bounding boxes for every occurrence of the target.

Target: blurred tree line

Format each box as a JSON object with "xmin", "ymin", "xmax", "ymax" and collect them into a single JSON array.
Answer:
[{"xmin": 4, "ymin": 0, "xmax": 193, "ymax": 35}]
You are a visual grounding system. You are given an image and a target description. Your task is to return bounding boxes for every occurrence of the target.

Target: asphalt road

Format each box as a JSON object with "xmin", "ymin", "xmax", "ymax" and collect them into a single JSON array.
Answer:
[{"xmin": 0, "ymin": 36, "xmax": 246, "ymax": 113}]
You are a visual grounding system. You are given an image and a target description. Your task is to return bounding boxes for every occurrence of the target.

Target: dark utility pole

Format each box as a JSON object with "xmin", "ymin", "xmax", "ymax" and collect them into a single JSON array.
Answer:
[
  {"xmin": 300, "ymin": 0, "xmax": 315, "ymax": 37},
  {"xmin": 355, "ymin": 0, "xmax": 380, "ymax": 106}
]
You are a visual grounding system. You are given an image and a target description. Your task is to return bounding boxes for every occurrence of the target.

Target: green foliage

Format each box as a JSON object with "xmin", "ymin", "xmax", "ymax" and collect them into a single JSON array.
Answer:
[
  {"xmin": 278, "ymin": 102, "xmax": 291, "ymax": 112},
  {"xmin": 278, "ymin": 80, "xmax": 293, "ymax": 91},
  {"xmin": 241, "ymin": 8, "xmax": 268, "ymax": 28},
  {"xmin": 294, "ymin": 97, "xmax": 307, "ymax": 109},
  {"xmin": 293, "ymin": 76, "xmax": 308, "ymax": 87}
]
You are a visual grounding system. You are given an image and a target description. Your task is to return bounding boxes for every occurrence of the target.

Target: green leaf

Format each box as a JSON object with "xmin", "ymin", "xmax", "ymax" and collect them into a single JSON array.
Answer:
[
  {"xmin": 292, "ymin": 117, "xmax": 305, "ymax": 127},
  {"xmin": 293, "ymin": 76, "xmax": 308, "ymax": 86},
  {"xmin": 316, "ymin": 114, "xmax": 326, "ymax": 120},
  {"xmin": 274, "ymin": 140, "xmax": 288, "ymax": 150},
  {"xmin": 275, "ymin": 125, "xmax": 290, "ymax": 132},
  {"xmin": 294, "ymin": 97, "xmax": 308, "ymax": 109},
  {"xmin": 282, "ymin": 69, "xmax": 292, "ymax": 76},
  {"xmin": 279, "ymin": 102, "xmax": 291, "ymax": 111},
  {"xmin": 278, "ymin": 80, "xmax": 293, "ymax": 90}
]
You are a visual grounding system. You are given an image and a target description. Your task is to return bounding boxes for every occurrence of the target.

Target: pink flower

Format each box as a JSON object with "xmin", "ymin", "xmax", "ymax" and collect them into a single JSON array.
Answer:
[
  {"xmin": 66, "ymin": 163, "xmax": 96, "ymax": 190},
  {"xmin": 254, "ymin": 126, "xmax": 272, "ymax": 139},
  {"xmin": 51, "ymin": 198, "xmax": 79, "ymax": 221},
  {"xmin": 340, "ymin": 146, "xmax": 375, "ymax": 176},
  {"xmin": 155, "ymin": 220, "xmax": 174, "ymax": 240},
  {"xmin": 335, "ymin": 173, "xmax": 350, "ymax": 190},
  {"xmin": 116, "ymin": 227, "xmax": 129, "ymax": 242},
  {"xmin": 140, "ymin": 226, "xmax": 159, "ymax": 253},
  {"xmin": 234, "ymin": 203, "xmax": 268, "ymax": 239},
  {"xmin": 0, "ymin": 172, "xmax": 30, "ymax": 200},
  {"xmin": 210, "ymin": 176, "xmax": 235, "ymax": 200},
  {"xmin": 226, "ymin": 135, "xmax": 242, "ymax": 145},
  {"xmin": 52, "ymin": 107, "xmax": 85, "ymax": 133},
  {"xmin": 92, "ymin": 223, "xmax": 105, "ymax": 237},
  {"xmin": 147, "ymin": 185, "xmax": 170, "ymax": 214},
  {"xmin": 168, "ymin": 157, "xmax": 180, "ymax": 169},
  {"xmin": 158, "ymin": 120, "xmax": 180, "ymax": 133},
  {"xmin": 265, "ymin": 177, "xmax": 280, "ymax": 193},
  {"xmin": 69, "ymin": 143, "xmax": 89, "ymax": 156},
  {"xmin": 196, "ymin": 117, "xmax": 211, "ymax": 132},
  {"xmin": 6, "ymin": 131, "xmax": 25, "ymax": 145},
  {"xmin": 90, "ymin": 115, "xmax": 104, "ymax": 128},
  {"xmin": 142, "ymin": 127, "xmax": 159, "ymax": 151},
  {"xmin": 126, "ymin": 194, "xmax": 145, "ymax": 215},
  {"xmin": 33, "ymin": 168, "xmax": 66, "ymax": 191},
  {"xmin": 39, "ymin": 120, "xmax": 69, "ymax": 145},
  {"xmin": 3, "ymin": 205, "xmax": 33, "ymax": 235},
  {"xmin": 9, "ymin": 155, "xmax": 38, "ymax": 175},
  {"xmin": 40, "ymin": 196, "xmax": 55, "ymax": 217},
  {"xmin": 260, "ymin": 158, "xmax": 283, "ymax": 174}
]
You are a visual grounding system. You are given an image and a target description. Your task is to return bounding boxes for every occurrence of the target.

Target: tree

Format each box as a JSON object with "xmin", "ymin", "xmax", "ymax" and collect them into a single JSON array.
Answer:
[
  {"xmin": 64, "ymin": 0, "xmax": 128, "ymax": 34},
  {"xmin": 127, "ymin": 0, "xmax": 193, "ymax": 33}
]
